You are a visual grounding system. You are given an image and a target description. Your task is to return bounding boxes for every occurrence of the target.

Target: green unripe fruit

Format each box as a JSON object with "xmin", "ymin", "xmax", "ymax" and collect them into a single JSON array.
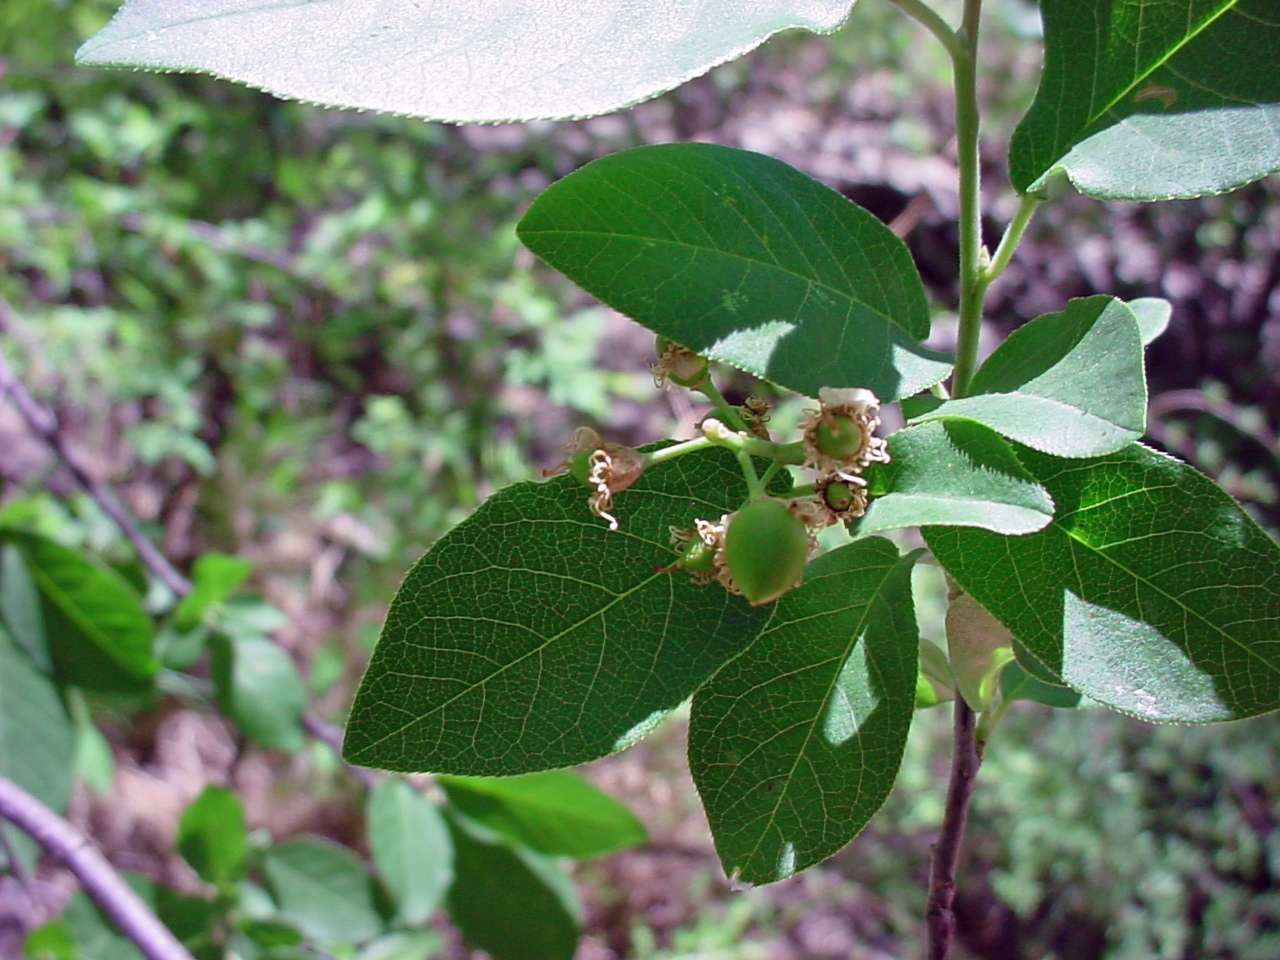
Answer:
[
  {"xmin": 724, "ymin": 498, "xmax": 809, "ymax": 606},
  {"xmin": 813, "ymin": 416, "xmax": 866, "ymax": 460},
  {"xmin": 677, "ymin": 537, "xmax": 718, "ymax": 575},
  {"xmin": 822, "ymin": 479, "xmax": 859, "ymax": 513}
]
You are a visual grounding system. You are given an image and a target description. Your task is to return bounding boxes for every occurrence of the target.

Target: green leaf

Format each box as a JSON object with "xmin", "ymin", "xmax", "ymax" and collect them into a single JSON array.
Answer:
[
  {"xmin": 1, "ymin": 542, "xmax": 48, "ymax": 671},
  {"xmin": 1129, "ymin": 297, "xmax": 1173, "ymax": 347},
  {"xmin": 177, "ymin": 785, "xmax": 248, "ymax": 887},
  {"xmin": 1010, "ymin": 0, "xmax": 1280, "ymax": 200},
  {"xmin": 344, "ymin": 447, "xmax": 773, "ymax": 776},
  {"xmin": 445, "ymin": 815, "xmax": 580, "ymax": 960},
  {"xmin": 171, "ymin": 552, "xmax": 252, "ymax": 631},
  {"xmin": 858, "ymin": 419, "xmax": 1055, "ymax": 535},
  {"xmin": 0, "ymin": 625, "xmax": 74, "ymax": 820},
  {"xmin": 366, "ymin": 779, "xmax": 452, "ymax": 926},
  {"xmin": 438, "ymin": 770, "xmax": 646, "ymax": 858},
  {"xmin": 925, "ymin": 443, "xmax": 1280, "ymax": 722},
  {"xmin": 262, "ymin": 837, "xmax": 384, "ymax": 947},
  {"xmin": 999, "ymin": 660, "xmax": 1083, "ymax": 709},
  {"xmin": 2, "ymin": 531, "xmax": 157, "ymax": 691},
  {"xmin": 210, "ymin": 633, "xmax": 305, "ymax": 750},
  {"xmin": 77, "ymin": 0, "xmax": 855, "ymax": 123},
  {"xmin": 518, "ymin": 143, "xmax": 951, "ymax": 402},
  {"xmin": 688, "ymin": 538, "xmax": 919, "ymax": 885},
  {"xmin": 912, "ymin": 297, "xmax": 1146, "ymax": 458}
]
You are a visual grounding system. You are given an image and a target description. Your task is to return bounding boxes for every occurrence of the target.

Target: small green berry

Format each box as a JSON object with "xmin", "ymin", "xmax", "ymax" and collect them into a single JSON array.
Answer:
[
  {"xmin": 822, "ymin": 479, "xmax": 859, "ymax": 513},
  {"xmin": 677, "ymin": 537, "xmax": 718, "ymax": 575},
  {"xmin": 813, "ymin": 416, "xmax": 866, "ymax": 461},
  {"xmin": 724, "ymin": 498, "xmax": 810, "ymax": 606}
]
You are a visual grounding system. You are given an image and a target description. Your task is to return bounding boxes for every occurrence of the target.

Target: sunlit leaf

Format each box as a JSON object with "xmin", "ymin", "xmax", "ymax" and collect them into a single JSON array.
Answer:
[
  {"xmin": 1010, "ymin": 0, "xmax": 1280, "ymax": 199},
  {"xmin": 344, "ymin": 447, "xmax": 772, "ymax": 775},
  {"xmin": 519, "ymin": 143, "xmax": 950, "ymax": 401},
  {"xmin": 78, "ymin": 0, "xmax": 856, "ymax": 123},
  {"xmin": 926, "ymin": 443, "xmax": 1280, "ymax": 722},
  {"xmin": 689, "ymin": 538, "xmax": 919, "ymax": 884}
]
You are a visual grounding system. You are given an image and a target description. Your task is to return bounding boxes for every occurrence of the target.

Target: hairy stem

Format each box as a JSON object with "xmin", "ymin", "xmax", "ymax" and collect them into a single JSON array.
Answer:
[
  {"xmin": 949, "ymin": 0, "xmax": 985, "ymax": 400},
  {"xmin": 980, "ymin": 193, "xmax": 1040, "ymax": 285},
  {"xmin": 886, "ymin": 0, "xmax": 965, "ymax": 60},
  {"xmin": 923, "ymin": 2, "xmax": 989, "ymax": 958},
  {"xmin": 0, "ymin": 775, "xmax": 197, "ymax": 960},
  {"xmin": 926, "ymin": 699, "xmax": 982, "ymax": 960}
]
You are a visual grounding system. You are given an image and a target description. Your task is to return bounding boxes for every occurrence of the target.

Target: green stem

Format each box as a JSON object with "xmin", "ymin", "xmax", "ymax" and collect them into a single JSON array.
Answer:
[
  {"xmin": 697, "ymin": 377, "xmax": 750, "ymax": 433},
  {"xmin": 886, "ymin": 0, "xmax": 965, "ymax": 61},
  {"xmin": 735, "ymin": 448, "xmax": 767, "ymax": 500},
  {"xmin": 644, "ymin": 435, "xmax": 716, "ymax": 466},
  {"xmin": 949, "ymin": 0, "xmax": 985, "ymax": 401},
  {"xmin": 979, "ymin": 193, "xmax": 1040, "ymax": 285}
]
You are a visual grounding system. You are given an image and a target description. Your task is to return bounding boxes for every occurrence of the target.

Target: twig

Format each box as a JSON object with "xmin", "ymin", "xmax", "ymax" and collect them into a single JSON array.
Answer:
[
  {"xmin": 0, "ymin": 298, "xmax": 378, "ymax": 790},
  {"xmin": 0, "ymin": 775, "xmax": 196, "ymax": 960},
  {"xmin": 925, "ymin": 699, "xmax": 982, "ymax": 960},
  {"xmin": 0, "ymin": 300, "xmax": 191, "ymax": 597}
]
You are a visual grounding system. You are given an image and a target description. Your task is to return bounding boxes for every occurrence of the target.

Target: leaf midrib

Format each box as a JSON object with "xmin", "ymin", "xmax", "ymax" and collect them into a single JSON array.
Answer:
[
  {"xmin": 1078, "ymin": 1, "xmax": 1239, "ymax": 135},
  {"xmin": 739, "ymin": 556, "xmax": 905, "ymax": 872}
]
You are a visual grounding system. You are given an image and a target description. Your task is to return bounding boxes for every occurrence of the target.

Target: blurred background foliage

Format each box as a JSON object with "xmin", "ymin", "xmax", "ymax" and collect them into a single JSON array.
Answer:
[{"xmin": 2, "ymin": 0, "xmax": 1279, "ymax": 957}]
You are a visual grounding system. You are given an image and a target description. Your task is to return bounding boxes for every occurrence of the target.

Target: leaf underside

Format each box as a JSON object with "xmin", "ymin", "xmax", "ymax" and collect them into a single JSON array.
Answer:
[
  {"xmin": 913, "ymin": 296, "xmax": 1146, "ymax": 458},
  {"xmin": 1011, "ymin": 0, "xmax": 1280, "ymax": 200},
  {"xmin": 518, "ymin": 143, "xmax": 950, "ymax": 401},
  {"xmin": 859, "ymin": 418, "xmax": 1055, "ymax": 535},
  {"xmin": 77, "ymin": 0, "xmax": 856, "ymax": 123},
  {"xmin": 689, "ymin": 538, "xmax": 919, "ymax": 885},
  {"xmin": 344, "ymin": 447, "xmax": 771, "ymax": 776},
  {"xmin": 926, "ymin": 443, "xmax": 1280, "ymax": 723}
]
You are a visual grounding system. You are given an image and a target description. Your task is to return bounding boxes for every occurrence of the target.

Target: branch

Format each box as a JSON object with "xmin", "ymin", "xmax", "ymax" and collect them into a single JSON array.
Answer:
[
  {"xmin": 925, "ymin": 698, "xmax": 982, "ymax": 960},
  {"xmin": 0, "ymin": 299, "xmax": 191, "ymax": 597},
  {"xmin": 0, "ymin": 775, "xmax": 196, "ymax": 960},
  {"xmin": 0, "ymin": 297, "xmax": 380, "ymax": 787}
]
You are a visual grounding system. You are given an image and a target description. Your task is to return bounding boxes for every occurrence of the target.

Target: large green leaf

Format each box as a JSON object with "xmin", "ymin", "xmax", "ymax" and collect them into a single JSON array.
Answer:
[
  {"xmin": 438, "ymin": 770, "xmax": 646, "ymax": 857},
  {"xmin": 858, "ymin": 419, "xmax": 1055, "ymax": 535},
  {"xmin": 77, "ymin": 0, "xmax": 855, "ymax": 123},
  {"xmin": 344, "ymin": 448, "xmax": 772, "ymax": 775},
  {"xmin": 2, "ymin": 531, "xmax": 156, "ymax": 692},
  {"xmin": 262, "ymin": 837, "xmax": 384, "ymax": 947},
  {"xmin": 688, "ymin": 538, "xmax": 919, "ymax": 885},
  {"xmin": 1010, "ymin": 0, "xmax": 1280, "ymax": 199},
  {"xmin": 912, "ymin": 297, "xmax": 1146, "ymax": 458},
  {"xmin": 518, "ymin": 143, "xmax": 951, "ymax": 401},
  {"xmin": 445, "ymin": 815, "xmax": 579, "ymax": 960},
  {"xmin": 925, "ymin": 443, "xmax": 1280, "ymax": 722},
  {"xmin": 0, "ymin": 625, "xmax": 74, "ymax": 820},
  {"xmin": 366, "ymin": 779, "xmax": 453, "ymax": 926}
]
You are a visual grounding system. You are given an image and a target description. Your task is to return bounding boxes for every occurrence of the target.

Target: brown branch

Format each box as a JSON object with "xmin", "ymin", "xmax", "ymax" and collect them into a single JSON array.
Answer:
[
  {"xmin": 0, "ymin": 775, "xmax": 196, "ymax": 960},
  {"xmin": 925, "ymin": 698, "xmax": 982, "ymax": 960}
]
